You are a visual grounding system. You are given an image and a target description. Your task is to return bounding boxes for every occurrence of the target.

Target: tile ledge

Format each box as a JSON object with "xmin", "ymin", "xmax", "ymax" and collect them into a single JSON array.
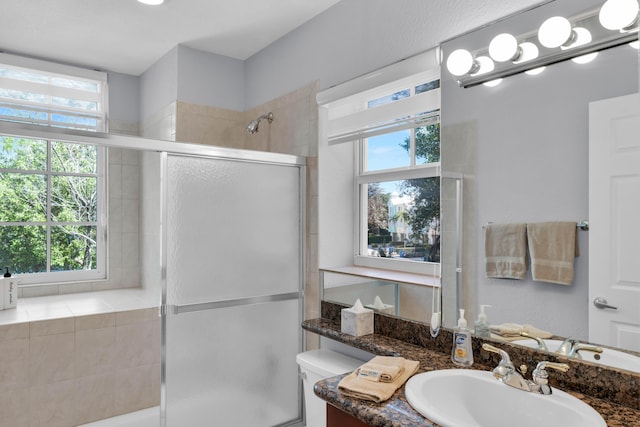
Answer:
[{"xmin": 0, "ymin": 288, "xmax": 158, "ymax": 325}]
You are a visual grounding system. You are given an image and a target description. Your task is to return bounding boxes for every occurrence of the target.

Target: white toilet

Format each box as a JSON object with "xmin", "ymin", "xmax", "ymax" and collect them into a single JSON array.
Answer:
[{"xmin": 296, "ymin": 349, "xmax": 364, "ymax": 427}]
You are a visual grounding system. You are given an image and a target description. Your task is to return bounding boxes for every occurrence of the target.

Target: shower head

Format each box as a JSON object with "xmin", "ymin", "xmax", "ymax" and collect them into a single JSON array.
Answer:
[{"xmin": 246, "ymin": 112, "xmax": 273, "ymax": 134}]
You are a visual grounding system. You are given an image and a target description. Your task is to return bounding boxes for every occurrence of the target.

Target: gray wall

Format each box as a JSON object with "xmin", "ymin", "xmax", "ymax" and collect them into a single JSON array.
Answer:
[
  {"xmin": 243, "ymin": 0, "xmax": 551, "ymax": 109},
  {"xmin": 177, "ymin": 46, "xmax": 245, "ymax": 111}
]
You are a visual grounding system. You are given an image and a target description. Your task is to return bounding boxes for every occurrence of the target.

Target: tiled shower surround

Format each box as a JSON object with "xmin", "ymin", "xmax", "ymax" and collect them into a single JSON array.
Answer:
[{"xmin": 0, "ymin": 308, "xmax": 160, "ymax": 427}]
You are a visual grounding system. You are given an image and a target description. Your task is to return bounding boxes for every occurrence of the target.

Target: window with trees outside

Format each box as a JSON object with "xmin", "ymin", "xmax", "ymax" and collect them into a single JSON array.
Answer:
[
  {"xmin": 0, "ymin": 54, "xmax": 107, "ymax": 285},
  {"xmin": 359, "ymin": 79, "xmax": 441, "ymax": 265}
]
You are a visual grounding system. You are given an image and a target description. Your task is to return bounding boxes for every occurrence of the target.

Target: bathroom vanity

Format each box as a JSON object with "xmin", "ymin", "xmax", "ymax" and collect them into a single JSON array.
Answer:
[{"xmin": 303, "ymin": 301, "xmax": 640, "ymax": 427}]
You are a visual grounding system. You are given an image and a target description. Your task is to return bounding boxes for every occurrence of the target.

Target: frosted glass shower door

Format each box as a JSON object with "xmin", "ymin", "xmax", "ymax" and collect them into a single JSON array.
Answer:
[{"xmin": 162, "ymin": 153, "xmax": 304, "ymax": 427}]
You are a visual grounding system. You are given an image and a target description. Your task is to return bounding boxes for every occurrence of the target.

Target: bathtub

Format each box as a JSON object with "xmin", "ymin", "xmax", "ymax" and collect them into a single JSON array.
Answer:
[{"xmin": 78, "ymin": 407, "xmax": 159, "ymax": 427}]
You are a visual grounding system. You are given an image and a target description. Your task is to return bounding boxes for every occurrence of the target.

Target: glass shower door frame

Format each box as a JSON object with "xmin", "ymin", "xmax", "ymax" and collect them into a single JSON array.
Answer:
[{"xmin": 158, "ymin": 150, "xmax": 306, "ymax": 427}]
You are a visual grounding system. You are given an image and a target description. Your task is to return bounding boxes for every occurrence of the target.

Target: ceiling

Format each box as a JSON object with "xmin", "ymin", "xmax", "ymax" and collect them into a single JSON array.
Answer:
[{"xmin": 2, "ymin": 0, "xmax": 342, "ymax": 76}]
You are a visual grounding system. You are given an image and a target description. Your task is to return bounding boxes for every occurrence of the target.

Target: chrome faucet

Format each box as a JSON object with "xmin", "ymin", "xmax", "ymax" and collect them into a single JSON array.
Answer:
[
  {"xmin": 483, "ymin": 343, "xmax": 569, "ymax": 395},
  {"xmin": 519, "ymin": 331, "xmax": 549, "ymax": 351},
  {"xmin": 554, "ymin": 337, "xmax": 603, "ymax": 359}
]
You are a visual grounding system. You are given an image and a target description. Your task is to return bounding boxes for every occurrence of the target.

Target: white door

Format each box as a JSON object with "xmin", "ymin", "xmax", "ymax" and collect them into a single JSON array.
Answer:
[{"xmin": 589, "ymin": 93, "xmax": 640, "ymax": 351}]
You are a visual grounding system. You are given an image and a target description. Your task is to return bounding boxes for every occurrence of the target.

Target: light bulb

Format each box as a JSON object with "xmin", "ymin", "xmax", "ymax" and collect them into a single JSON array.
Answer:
[
  {"xmin": 470, "ymin": 56, "xmax": 495, "ymax": 76},
  {"xmin": 572, "ymin": 53, "xmax": 598, "ymax": 64},
  {"xmin": 599, "ymin": 0, "xmax": 639, "ymax": 30},
  {"xmin": 488, "ymin": 33, "xmax": 520, "ymax": 62},
  {"xmin": 538, "ymin": 16, "xmax": 574, "ymax": 48},
  {"xmin": 138, "ymin": 0, "xmax": 164, "ymax": 5},
  {"xmin": 525, "ymin": 67, "xmax": 546, "ymax": 76},
  {"xmin": 561, "ymin": 27, "xmax": 592, "ymax": 50},
  {"xmin": 513, "ymin": 42, "xmax": 540, "ymax": 64},
  {"xmin": 483, "ymin": 79, "xmax": 503, "ymax": 87},
  {"xmin": 446, "ymin": 49, "xmax": 477, "ymax": 76}
]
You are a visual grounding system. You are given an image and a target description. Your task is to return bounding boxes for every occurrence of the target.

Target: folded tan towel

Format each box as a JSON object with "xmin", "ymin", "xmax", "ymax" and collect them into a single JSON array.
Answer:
[
  {"xmin": 484, "ymin": 223, "xmax": 527, "ymax": 280},
  {"xmin": 527, "ymin": 222, "xmax": 578, "ymax": 285},
  {"xmin": 356, "ymin": 356, "xmax": 406, "ymax": 383},
  {"xmin": 338, "ymin": 357, "xmax": 419, "ymax": 403},
  {"xmin": 490, "ymin": 323, "xmax": 553, "ymax": 340}
]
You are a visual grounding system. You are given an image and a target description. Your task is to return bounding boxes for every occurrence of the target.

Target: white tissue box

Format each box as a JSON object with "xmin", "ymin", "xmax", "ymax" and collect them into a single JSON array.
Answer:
[{"xmin": 341, "ymin": 306, "xmax": 374, "ymax": 336}]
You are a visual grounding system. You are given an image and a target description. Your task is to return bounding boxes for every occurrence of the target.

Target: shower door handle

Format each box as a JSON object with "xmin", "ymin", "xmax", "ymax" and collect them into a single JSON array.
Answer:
[{"xmin": 593, "ymin": 297, "xmax": 618, "ymax": 310}]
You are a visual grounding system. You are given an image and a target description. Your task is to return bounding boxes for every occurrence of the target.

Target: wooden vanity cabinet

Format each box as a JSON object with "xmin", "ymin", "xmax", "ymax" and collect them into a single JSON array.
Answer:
[{"xmin": 327, "ymin": 404, "xmax": 370, "ymax": 427}]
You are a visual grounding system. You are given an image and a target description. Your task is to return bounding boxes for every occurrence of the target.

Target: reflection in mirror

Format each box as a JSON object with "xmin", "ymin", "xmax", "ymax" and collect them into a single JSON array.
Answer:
[
  {"xmin": 321, "ymin": 267, "xmax": 440, "ymax": 324},
  {"xmin": 440, "ymin": 0, "xmax": 639, "ymax": 371}
]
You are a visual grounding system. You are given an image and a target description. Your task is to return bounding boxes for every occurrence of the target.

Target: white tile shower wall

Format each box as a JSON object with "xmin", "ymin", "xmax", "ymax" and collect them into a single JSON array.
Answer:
[{"xmin": 0, "ymin": 308, "xmax": 160, "ymax": 427}]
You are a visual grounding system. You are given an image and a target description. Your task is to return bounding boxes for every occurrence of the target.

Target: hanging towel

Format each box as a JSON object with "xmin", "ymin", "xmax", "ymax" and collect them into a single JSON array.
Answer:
[
  {"xmin": 338, "ymin": 357, "xmax": 419, "ymax": 403},
  {"xmin": 527, "ymin": 222, "xmax": 578, "ymax": 285},
  {"xmin": 484, "ymin": 223, "xmax": 527, "ymax": 280},
  {"xmin": 355, "ymin": 356, "xmax": 406, "ymax": 383}
]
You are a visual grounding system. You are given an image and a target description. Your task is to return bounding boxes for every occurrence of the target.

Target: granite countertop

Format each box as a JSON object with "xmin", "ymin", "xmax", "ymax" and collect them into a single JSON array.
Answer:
[{"xmin": 304, "ymin": 318, "xmax": 640, "ymax": 427}]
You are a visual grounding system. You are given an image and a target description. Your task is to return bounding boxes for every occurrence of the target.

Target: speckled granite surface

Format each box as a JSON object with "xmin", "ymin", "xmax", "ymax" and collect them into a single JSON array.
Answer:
[
  {"xmin": 304, "ymin": 313, "xmax": 640, "ymax": 427},
  {"xmin": 320, "ymin": 300, "xmax": 640, "ymax": 409}
]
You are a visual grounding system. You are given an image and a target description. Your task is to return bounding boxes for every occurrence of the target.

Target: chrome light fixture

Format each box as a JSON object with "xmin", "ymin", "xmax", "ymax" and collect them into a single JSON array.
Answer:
[{"xmin": 446, "ymin": 0, "xmax": 639, "ymax": 88}]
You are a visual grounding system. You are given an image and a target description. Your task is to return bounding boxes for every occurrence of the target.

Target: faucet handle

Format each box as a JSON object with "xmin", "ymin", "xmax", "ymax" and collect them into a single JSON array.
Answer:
[
  {"xmin": 531, "ymin": 361, "xmax": 570, "ymax": 395},
  {"xmin": 569, "ymin": 344, "xmax": 603, "ymax": 359},
  {"xmin": 519, "ymin": 332, "xmax": 549, "ymax": 351},
  {"xmin": 482, "ymin": 343, "xmax": 512, "ymax": 363},
  {"xmin": 482, "ymin": 343, "xmax": 515, "ymax": 380},
  {"xmin": 538, "ymin": 361, "xmax": 570, "ymax": 373}
]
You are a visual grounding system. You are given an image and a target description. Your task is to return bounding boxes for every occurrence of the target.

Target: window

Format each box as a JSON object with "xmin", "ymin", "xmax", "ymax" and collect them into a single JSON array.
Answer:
[
  {"xmin": 0, "ymin": 54, "xmax": 107, "ymax": 284},
  {"xmin": 318, "ymin": 49, "xmax": 441, "ymax": 273},
  {"xmin": 359, "ymin": 79, "xmax": 441, "ymax": 265},
  {"xmin": 0, "ymin": 53, "xmax": 108, "ymax": 131}
]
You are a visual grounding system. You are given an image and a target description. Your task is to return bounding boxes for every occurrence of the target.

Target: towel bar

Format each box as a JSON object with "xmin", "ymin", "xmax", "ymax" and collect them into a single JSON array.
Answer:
[{"xmin": 483, "ymin": 221, "xmax": 589, "ymax": 231}]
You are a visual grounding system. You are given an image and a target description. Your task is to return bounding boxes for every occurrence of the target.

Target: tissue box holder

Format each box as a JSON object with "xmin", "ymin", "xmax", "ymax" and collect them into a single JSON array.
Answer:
[{"xmin": 341, "ymin": 307, "xmax": 374, "ymax": 336}]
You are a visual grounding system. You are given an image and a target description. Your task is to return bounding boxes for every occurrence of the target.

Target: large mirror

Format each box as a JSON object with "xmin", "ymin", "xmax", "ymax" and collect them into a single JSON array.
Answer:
[{"xmin": 441, "ymin": 0, "xmax": 639, "ymax": 371}]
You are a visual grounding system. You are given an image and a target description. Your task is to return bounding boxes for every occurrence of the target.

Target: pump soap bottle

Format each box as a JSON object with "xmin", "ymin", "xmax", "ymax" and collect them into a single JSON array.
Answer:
[
  {"xmin": 474, "ymin": 305, "xmax": 492, "ymax": 338},
  {"xmin": 3, "ymin": 267, "xmax": 16, "ymax": 309},
  {"xmin": 452, "ymin": 309, "xmax": 473, "ymax": 367}
]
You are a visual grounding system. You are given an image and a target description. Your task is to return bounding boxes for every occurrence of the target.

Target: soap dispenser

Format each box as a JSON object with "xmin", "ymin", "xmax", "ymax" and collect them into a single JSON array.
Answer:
[
  {"xmin": 474, "ymin": 305, "xmax": 492, "ymax": 338},
  {"xmin": 452, "ymin": 309, "xmax": 473, "ymax": 367}
]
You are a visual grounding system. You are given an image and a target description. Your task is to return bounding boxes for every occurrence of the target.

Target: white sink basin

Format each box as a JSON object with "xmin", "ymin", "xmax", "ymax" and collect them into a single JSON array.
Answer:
[
  {"xmin": 405, "ymin": 369, "xmax": 606, "ymax": 427},
  {"xmin": 512, "ymin": 339, "xmax": 640, "ymax": 373}
]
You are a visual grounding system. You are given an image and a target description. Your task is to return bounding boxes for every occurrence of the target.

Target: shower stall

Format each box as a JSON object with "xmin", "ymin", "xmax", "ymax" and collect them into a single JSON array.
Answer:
[
  {"xmin": 0, "ymin": 121, "xmax": 305, "ymax": 427},
  {"xmin": 161, "ymin": 152, "xmax": 305, "ymax": 427}
]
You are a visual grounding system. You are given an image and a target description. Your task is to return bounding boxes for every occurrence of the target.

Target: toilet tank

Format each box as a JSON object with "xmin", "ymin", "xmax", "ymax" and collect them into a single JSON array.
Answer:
[{"xmin": 296, "ymin": 349, "xmax": 366, "ymax": 427}]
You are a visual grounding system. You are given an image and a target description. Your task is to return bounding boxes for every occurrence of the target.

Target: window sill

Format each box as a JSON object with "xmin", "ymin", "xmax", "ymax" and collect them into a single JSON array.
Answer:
[
  {"xmin": 0, "ymin": 288, "xmax": 158, "ymax": 326},
  {"xmin": 320, "ymin": 265, "xmax": 439, "ymax": 288}
]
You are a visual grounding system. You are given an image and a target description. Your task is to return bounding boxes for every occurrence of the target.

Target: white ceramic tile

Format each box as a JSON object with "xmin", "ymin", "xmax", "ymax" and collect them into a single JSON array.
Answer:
[
  {"xmin": 29, "ymin": 333, "xmax": 75, "ymax": 386},
  {"xmin": 0, "ymin": 322, "xmax": 28, "ymax": 341},
  {"xmin": 113, "ymin": 364, "xmax": 159, "ymax": 415},
  {"xmin": 122, "ymin": 202, "xmax": 139, "ymax": 234},
  {"xmin": 116, "ymin": 321, "xmax": 155, "ymax": 368},
  {"xmin": 108, "ymin": 163, "xmax": 122, "ymax": 200},
  {"xmin": 0, "ymin": 338, "xmax": 29, "ymax": 390},
  {"xmin": 121, "ymin": 165, "xmax": 140, "ymax": 199},
  {"xmin": 74, "ymin": 373, "xmax": 116, "ymax": 425},
  {"xmin": 65, "ymin": 298, "xmax": 114, "ymax": 316},
  {"xmin": 75, "ymin": 327, "xmax": 116, "ymax": 377},
  {"xmin": 75, "ymin": 313, "xmax": 116, "ymax": 331},
  {"xmin": 29, "ymin": 380, "xmax": 76, "ymax": 427},
  {"xmin": 29, "ymin": 317, "xmax": 75, "ymax": 337},
  {"xmin": 0, "ymin": 307, "xmax": 29, "ymax": 325},
  {"xmin": 0, "ymin": 387, "xmax": 28, "ymax": 427}
]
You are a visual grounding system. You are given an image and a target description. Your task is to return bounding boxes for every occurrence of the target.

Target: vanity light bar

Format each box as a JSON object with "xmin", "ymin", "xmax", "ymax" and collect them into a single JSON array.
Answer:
[{"xmin": 451, "ymin": 3, "xmax": 639, "ymax": 88}]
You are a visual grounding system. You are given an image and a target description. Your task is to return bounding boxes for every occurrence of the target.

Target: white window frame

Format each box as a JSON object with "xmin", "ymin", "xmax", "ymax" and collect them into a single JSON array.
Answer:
[
  {"xmin": 0, "ymin": 55, "xmax": 108, "ymax": 285},
  {"xmin": 354, "ymin": 127, "xmax": 441, "ymax": 274},
  {"xmin": 0, "ymin": 141, "xmax": 107, "ymax": 285}
]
